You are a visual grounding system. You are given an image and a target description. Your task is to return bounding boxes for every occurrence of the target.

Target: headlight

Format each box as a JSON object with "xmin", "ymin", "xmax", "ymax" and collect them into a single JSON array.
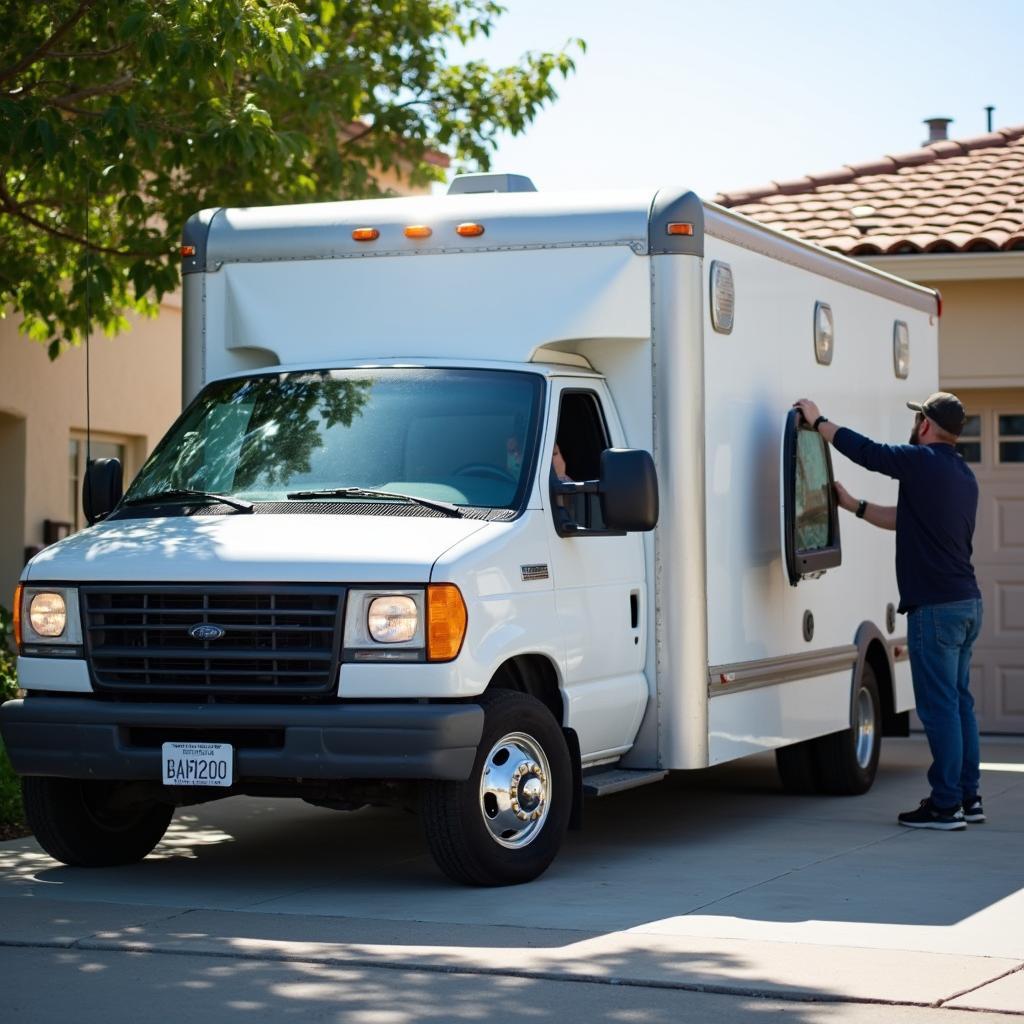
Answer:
[
  {"xmin": 344, "ymin": 589, "xmax": 426, "ymax": 661},
  {"xmin": 18, "ymin": 585, "xmax": 83, "ymax": 654},
  {"xmin": 29, "ymin": 592, "xmax": 66, "ymax": 637},
  {"xmin": 367, "ymin": 596, "xmax": 418, "ymax": 643}
]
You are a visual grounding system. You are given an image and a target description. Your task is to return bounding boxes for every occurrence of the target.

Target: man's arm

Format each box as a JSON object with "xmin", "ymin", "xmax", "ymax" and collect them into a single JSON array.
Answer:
[
  {"xmin": 834, "ymin": 481, "xmax": 896, "ymax": 531},
  {"xmin": 793, "ymin": 398, "xmax": 917, "ymax": 480}
]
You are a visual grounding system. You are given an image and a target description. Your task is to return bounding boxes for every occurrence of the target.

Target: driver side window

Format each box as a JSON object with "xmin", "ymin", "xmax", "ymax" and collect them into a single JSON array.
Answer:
[{"xmin": 552, "ymin": 391, "xmax": 610, "ymax": 532}]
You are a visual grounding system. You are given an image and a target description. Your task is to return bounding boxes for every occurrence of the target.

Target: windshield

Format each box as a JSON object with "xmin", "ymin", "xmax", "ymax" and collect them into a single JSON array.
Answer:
[{"xmin": 125, "ymin": 368, "xmax": 544, "ymax": 510}]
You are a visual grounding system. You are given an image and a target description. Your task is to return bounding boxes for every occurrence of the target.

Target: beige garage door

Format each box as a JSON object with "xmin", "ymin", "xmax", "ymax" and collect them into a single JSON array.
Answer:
[{"xmin": 957, "ymin": 389, "xmax": 1024, "ymax": 734}]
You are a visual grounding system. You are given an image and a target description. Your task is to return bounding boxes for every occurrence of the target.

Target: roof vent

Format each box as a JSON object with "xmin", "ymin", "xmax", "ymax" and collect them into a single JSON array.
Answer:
[
  {"xmin": 922, "ymin": 117, "xmax": 953, "ymax": 146},
  {"xmin": 447, "ymin": 173, "xmax": 537, "ymax": 195}
]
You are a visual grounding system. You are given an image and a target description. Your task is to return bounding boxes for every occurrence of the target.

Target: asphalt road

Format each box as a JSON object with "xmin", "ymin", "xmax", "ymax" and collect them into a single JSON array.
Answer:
[{"xmin": 2, "ymin": 736, "xmax": 1023, "ymax": 1022}]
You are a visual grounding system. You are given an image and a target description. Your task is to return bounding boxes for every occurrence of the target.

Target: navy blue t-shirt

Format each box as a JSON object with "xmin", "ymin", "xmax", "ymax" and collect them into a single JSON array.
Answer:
[{"xmin": 832, "ymin": 427, "xmax": 981, "ymax": 613}]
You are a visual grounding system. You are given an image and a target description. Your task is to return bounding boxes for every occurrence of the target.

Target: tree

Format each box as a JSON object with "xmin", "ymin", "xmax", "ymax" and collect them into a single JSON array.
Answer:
[{"xmin": 0, "ymin": 1, "xmax": 580, "ymax": 357}]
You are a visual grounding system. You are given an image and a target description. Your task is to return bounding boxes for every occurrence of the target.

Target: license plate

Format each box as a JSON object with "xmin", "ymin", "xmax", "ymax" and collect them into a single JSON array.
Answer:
[{"xmin": 161, "ymin": 742, "xmax": 233, "ymax": 787}]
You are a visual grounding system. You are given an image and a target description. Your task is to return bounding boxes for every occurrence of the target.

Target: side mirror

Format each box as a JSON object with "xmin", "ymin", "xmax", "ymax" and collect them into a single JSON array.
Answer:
[
  {"xmin": 83, "ymin": 458, "xmax": 123, "ymax": 525},
  {"xmin": 599, "ymin": 449, "xmax": 659, "ymax": 532}
]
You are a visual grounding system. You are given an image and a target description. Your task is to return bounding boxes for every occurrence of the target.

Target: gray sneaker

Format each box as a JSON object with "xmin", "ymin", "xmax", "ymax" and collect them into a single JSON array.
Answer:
[{"xmin": 963, "ymin": 795, "xmax": 986, "ymax": 824}]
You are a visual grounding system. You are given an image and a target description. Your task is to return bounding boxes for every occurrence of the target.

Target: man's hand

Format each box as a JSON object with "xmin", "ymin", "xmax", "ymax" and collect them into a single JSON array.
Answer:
[
  {"xmin": 793, "ymin": 398, "xmax": 821, "ymax": 426},
  {"xmin": 834, "ymin": 480, "xmax": 858, "ymax": 512}
]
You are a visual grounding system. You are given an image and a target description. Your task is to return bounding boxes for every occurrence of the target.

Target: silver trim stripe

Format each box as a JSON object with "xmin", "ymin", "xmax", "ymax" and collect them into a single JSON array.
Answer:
[{"xmin": 708, "ymin": 644, "xmax": 859, "ymax": 697}]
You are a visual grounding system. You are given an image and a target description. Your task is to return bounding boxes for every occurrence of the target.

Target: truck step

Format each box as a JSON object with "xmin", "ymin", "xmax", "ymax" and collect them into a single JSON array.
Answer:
[{"xmin": 582, "ymin": 768, "xmax": 668, "ymax": 797}]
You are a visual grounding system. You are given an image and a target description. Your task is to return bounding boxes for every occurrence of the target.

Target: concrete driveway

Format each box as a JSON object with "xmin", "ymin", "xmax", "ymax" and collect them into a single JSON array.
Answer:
[{"xmin": 2, "ymin": 735, "xmax": 1023, "ymax": 1022}]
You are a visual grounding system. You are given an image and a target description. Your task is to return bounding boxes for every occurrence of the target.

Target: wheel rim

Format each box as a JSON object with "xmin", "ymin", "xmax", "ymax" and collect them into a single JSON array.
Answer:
[
  {"xmin": 478, "ymin": 731, "xmax": 552, "ymax": 849},
  {"xmin": 854, "ymin": 686, "xmax": 876, "ymax": 769}
]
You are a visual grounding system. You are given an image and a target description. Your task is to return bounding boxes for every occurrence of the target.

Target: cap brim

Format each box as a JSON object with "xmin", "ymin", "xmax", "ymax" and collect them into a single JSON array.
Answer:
[{"xmin": 906, "ymin": 401, "xmax": 925, "ymax": 412}]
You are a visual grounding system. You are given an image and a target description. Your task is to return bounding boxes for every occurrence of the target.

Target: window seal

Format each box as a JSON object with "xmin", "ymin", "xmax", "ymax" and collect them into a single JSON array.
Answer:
[{"xmin": 783, "ymin": 408, "xmax": 842, "ymax": 585}]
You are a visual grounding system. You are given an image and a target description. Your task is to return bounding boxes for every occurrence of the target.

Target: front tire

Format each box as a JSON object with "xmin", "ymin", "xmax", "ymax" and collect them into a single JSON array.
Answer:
[
  {"xmin": 421, "ymin": 690, "xmax": 572, "ymax": 886},
  {"xmin": 22, "ymin": 777, "xmax": 174, "ymax": 867}
]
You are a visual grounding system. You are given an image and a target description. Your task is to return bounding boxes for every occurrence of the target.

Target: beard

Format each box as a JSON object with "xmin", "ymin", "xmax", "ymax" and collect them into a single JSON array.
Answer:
[{"xmin": 909, "ymin": 424, "xmax": 921, "ymax": 445}]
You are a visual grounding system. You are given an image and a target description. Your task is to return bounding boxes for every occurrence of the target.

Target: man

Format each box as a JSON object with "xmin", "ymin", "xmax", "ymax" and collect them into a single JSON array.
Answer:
[{"xmin": 793, "ymin": 393, "xmax": 983, "ymax": 832}]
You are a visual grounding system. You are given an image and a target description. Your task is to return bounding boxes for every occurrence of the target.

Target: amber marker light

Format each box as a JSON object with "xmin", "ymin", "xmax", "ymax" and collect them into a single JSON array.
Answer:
[
  {"xmin": 180, "ymin": 244, "xmax": 196, "ymax": 257},
  {"xmin": 352, "ymin": 227, "xmax": 379, "ymax": 242},
  {"xmin": 426, "ymin": 584, "xmax": 467, "ymax": 661},
  {"xmin": 12, "ymin": 583, "xmax": 22, "ymax": 648},
  {"xmin": 404, "ymin": 225, "xmax": 432, "ymax": 239},
  {"xmin": 455, "ymin": 222, "xmax": 485, "ymax": 237},
  {"xmin": 666, "ymin": 222, "xmax": 693, "ymax": 236}
]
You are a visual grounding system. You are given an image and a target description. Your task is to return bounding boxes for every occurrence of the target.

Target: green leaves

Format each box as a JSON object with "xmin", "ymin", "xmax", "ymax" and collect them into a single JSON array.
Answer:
[{"xmin": 1, "ymin": 0, "xmax": 579, "ymax": 355}]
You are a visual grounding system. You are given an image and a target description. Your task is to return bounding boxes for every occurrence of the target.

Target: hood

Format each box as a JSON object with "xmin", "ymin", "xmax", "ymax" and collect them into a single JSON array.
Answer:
[{"xmin": 25, "ymin": 512, "xmax": 492, "ymax": 584}]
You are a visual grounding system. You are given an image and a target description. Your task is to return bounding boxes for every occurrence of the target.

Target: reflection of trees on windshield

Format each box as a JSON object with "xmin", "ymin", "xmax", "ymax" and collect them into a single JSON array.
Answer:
[
  {"xmin": 130, "ymin": 373, "xmax": 372, "ymax": 498},
  {"xmin": 234, "ymin": 375, "xmax": 372, "ymax": 489}
]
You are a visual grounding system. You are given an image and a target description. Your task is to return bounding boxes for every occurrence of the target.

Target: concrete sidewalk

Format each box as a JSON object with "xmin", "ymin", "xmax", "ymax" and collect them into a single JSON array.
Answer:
[{"xmin": 2, "ymin": 735, "xmax": 1023, "ymax": 1019}]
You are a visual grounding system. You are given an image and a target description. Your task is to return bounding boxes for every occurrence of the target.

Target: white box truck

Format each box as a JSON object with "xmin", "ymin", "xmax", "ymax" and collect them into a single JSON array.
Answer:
[{"xmin": 1, "ymin": 175, "xmax": 939, "ymax": 885}]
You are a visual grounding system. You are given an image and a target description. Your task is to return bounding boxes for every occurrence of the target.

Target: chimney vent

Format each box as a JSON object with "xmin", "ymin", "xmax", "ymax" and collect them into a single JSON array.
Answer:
[{"xmin": 922, "ymin": 117, "xmax": 953, "ymax": 146}]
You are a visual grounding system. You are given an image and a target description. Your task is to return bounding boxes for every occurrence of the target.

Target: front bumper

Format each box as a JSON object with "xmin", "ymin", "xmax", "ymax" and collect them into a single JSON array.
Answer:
[{"xmin": 0, "ymin": 697, "xmax": 483, "ymax": 783}]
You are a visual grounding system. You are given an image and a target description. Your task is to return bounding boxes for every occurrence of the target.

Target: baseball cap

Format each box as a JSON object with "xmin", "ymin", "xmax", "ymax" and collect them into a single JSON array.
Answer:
[{"xmin": 907, "ymin": 391, "xmax": 967, "ymax": 436}]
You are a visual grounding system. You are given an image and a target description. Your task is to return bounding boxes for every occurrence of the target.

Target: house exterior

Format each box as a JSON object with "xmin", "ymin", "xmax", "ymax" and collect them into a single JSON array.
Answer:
[
  {"xmin": 716, "ymin": 123, "xmax": 1024, "ymax": 732},
  {"xmin": 0, "ymin": 161, "xmax": 444, "ymax": 612}
]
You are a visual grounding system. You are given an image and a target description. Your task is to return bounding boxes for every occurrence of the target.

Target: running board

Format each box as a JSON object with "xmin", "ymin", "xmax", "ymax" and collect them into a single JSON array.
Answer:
[{"xmin": 582, "ymin": 768, "xmax": 668, "ymax": 797}]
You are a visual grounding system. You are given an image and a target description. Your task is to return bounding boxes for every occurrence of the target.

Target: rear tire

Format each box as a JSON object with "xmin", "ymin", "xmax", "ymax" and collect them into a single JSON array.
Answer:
[
  {"xmin": 775, "ymin": 740, "xmax": 821, "ymax": 794},
  {"xmin": 22, "ymin": 777, "xmax": 173, "ymax": 867},
  {"xmin": 421, "ymin": 690, "xmax": 571, "ymax": 886},
  {"xmin": 813, "ymin": 662, "xmax": 882, "ymax": 795}
]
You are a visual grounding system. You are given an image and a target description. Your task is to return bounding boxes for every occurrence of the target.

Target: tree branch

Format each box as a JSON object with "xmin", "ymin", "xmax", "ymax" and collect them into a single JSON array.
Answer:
[
  {"xmin": 0, "ymin": 0, "xmax": 101, "ymax": 85},
  {"xmin": 0, "ymin": 176, "xmax": 152, "ymax": 258},
  {"xmin": 46, "ymin": 42, "xmax": 132, "ymax": 60},
  {"xmin": 56, "ymin": 72, "xmax": 133, "ymax": 106}
]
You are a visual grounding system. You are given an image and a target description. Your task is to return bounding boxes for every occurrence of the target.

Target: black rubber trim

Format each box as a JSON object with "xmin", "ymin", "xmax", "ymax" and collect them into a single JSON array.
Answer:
[{"xmin": 0, "ymin": 697, "xmax": 484, "ymax": 782}]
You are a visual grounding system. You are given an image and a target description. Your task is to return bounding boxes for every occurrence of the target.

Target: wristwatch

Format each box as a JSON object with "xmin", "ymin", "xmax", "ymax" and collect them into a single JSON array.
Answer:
[
  {"xmin": 856, "ymin": 499, "xmax": 868, "ymax": 519},
  {"xmin": 812, "ymin": 415, "xmax": 829, "ymax": 431}
]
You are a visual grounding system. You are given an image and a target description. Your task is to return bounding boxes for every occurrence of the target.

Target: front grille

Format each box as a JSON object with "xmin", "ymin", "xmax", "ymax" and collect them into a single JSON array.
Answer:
[{"xmin": 83, "ymin": 586, "xmax": 345, "ymax": 697}]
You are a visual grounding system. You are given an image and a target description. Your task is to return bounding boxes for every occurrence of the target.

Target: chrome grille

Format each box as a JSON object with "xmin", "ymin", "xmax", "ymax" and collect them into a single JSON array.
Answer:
[{"xmin": 82, "ymin": 586, "xmax": 344, "ymax": 696}]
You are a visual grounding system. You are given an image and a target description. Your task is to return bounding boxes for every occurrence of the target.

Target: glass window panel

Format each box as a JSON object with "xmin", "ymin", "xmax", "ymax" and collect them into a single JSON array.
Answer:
[
  {"xmin": 998, "ymin": 414, "xmax": 1024, "ymax": 437},
  {"xmin": 999, "ymin": 441, "xmax": 1024, "ymax": 463},
  {"xmin": 959, "ymin": 414, "xmax": 981, "ymax": 438},
  {"xmin": 795, "ymin": 429, "xmax": 832, "ymax": 552},
  {"xmin": 956, "ymin": 441, "xmax": 982, "ymax": 463},
  {"xmin": 125, "ymin": 368, "xmax": 543, "ymax": 509}
]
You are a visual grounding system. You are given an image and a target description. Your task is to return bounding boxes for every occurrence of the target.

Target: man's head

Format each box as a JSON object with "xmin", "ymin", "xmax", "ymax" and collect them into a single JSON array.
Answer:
[{"xmin": 907, "ymin": 391, "xmax": 966, "ymax": 445}]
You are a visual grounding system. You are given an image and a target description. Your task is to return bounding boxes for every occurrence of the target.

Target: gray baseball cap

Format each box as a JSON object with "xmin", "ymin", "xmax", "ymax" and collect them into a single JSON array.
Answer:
[{"xmin": 907, "ymin": 391, "xmax": 967, "ymax": 436}]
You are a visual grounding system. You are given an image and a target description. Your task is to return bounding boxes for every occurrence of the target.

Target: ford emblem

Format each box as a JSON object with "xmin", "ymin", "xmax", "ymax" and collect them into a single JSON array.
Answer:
[{"xmin": 188, "ymin": 623, "xmax": 226, "ymax": 641}]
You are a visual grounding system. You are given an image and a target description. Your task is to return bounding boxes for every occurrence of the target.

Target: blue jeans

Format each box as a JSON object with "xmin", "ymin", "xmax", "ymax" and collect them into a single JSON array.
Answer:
[{"xmin": 907, "ymin": 598, "xmax": 983, "ymax": 809}]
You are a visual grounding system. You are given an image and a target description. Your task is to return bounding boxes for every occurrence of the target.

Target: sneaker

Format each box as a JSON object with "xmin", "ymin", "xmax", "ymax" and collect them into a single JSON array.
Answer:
[
  {"xmin": 898, "ymin": 799, "xmax": 966, "ymax": 831},
  {"xmin": 963, "ymin": 795, "xmax": 986, "ymax": 824}
]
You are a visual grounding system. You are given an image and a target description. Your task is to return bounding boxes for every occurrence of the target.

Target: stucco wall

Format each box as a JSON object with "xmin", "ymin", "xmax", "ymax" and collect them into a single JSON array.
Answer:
[
  {"xmin": 0, "ymin": 305, "xmax": 182, "ymax": 602},
  {"xmin": 925, "ymin": 279, "xmax": 1024, "ymax": 390}
]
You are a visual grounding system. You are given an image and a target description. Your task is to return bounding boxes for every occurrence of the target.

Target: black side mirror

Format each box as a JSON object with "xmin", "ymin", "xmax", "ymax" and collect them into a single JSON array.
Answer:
[
  {"xmin": 83, "ymin": 458, "xmax": 123, "ymax": 525},
  {"xmin": 599, "ymin": 449, "xmax": 659, "ymax": 532}
]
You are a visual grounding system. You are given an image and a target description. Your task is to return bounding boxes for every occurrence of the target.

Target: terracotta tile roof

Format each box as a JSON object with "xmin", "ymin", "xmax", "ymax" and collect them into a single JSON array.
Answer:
[{"xmin": 713, "ymin": 126, "xmax": 1024, "ymax": 255}]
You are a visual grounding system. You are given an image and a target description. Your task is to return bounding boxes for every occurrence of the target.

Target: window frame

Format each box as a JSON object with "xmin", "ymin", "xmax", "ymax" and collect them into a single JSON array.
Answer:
[
  {"xmin": 783, "ymin": 409, "xmax": 842, "ymax": 585},
  {"xmin": 955, "ymin": 413, "xmax": 983, "ymax": 465},
  {"xmin": 996, "ymin": 410, "xmax": 1024, "ymax": 466},
  {"xmin": 549, "ymin": 387, "xmax": 624, "ymax": 538}
]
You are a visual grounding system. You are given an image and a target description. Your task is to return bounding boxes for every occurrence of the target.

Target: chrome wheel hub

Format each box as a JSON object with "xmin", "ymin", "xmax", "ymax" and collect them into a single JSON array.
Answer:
[
  {"xmin": 855, "ymin": 686, "xmax": 876, "ymax": 769},
  {"xmin": 479, "ymin": 731, "xmax": 551, "ymax": 849}
]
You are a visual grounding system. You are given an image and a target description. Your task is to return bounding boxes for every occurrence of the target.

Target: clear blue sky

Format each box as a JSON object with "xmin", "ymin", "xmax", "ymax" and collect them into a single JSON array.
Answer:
[{"xmin": 445, "ymin": 0, "xmax": 1024, "ymax": 197}]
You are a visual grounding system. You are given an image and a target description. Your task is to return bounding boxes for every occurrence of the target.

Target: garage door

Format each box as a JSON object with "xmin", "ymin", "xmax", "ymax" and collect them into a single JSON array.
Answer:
[{"xmin": 957, "ymin": 389, "xmax": 1024, "ymax": 734}]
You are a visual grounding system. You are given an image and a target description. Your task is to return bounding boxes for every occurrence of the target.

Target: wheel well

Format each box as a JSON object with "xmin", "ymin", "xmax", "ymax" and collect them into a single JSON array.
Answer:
[
  {"xmin": 864, "ymin": 638, "xmax": 904, "ymax": 736},
  {"xmin": 486, "ymin": 655, "xmax": 564, "ymax": 726}
]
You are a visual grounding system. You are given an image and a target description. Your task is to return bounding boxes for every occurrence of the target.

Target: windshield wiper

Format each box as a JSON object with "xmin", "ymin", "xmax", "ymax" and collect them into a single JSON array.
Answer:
[
  {"xmin": 285, "ymin": 486, "xmax": 464, "ymax": 518},
  {"xmin": 123, "ymin": 488, "xmax": 255, "ymax": 514}
]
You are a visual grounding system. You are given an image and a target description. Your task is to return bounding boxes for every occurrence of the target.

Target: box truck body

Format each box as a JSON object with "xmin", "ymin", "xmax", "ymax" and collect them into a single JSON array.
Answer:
[{"xmin": 2, "ymin": 180, "xmax": 939, "ymax": 884}]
